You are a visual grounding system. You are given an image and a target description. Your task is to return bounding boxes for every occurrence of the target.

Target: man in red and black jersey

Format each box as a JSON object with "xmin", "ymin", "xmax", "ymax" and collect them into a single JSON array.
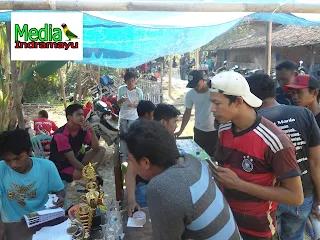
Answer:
[
  {"xmin": 49, "ymin": 104, "xmax": 106, "ymax": 182},
  {"xmin": 210, "ymin": 72, "xmax": 304, "ymax": 240}
]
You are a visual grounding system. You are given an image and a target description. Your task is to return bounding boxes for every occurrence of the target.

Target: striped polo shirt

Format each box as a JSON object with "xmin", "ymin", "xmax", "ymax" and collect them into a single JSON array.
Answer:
[
  {"xmin": 146, "ymin": 154, "xmax": 241, "ymax": 240},
  {"xmin": 216, "ymin": 115, "xmax": 301, "ymax": 238}
]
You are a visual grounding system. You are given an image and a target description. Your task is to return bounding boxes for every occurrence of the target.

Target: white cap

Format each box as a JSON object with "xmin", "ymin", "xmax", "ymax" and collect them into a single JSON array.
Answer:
[{"xmin": 210, "ymin": 71, "xmax": 262, "ymax": 108}]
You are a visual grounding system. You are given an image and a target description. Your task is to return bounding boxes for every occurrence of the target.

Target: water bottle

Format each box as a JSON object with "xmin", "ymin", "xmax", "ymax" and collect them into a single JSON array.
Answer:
[{"xmin": 310, "ymin": 205, "xmax": 320, "ymax": 240}]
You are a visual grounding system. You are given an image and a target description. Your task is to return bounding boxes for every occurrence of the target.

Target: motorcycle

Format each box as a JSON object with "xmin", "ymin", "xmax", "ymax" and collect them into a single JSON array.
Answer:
[
  {"xmin": 298, "ymin": 60, "xmax": 306, "ymax": 74},
  {"xmin": 211, "ymin": 61, "xmax": 228, "ymax": 76},
  {"xmin": 244, "ymin": 68, "xmax": 264, "ymax": 78},
  {"xmin": 84, "ymin": 100, "xmax": 119, "ymax": 146}
]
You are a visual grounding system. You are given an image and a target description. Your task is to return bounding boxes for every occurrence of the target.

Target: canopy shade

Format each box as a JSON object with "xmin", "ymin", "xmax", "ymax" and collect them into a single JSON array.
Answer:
[{"xmin": 0, "ymin": 7, "xmax": 320, "ymax": 68}]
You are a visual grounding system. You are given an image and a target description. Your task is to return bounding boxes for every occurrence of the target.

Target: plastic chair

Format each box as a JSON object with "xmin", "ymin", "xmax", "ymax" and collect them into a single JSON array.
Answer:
[{"xmin": 31, "ymin": 135, "xmax": 52, "ymax": 159}]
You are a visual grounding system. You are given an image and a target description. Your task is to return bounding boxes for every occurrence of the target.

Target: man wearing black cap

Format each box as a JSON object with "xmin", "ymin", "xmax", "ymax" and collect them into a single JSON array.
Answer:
[{"xmin": 175, "ymin": 70, "xmax": 217, "ymax": 157}]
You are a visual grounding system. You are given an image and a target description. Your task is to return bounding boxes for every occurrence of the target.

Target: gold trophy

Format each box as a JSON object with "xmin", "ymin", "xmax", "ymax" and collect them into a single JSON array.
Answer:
[
  {"xmin": 71, "ymin": 162, "xmax": 105, "ymax": 239},
  {"xmin": 74, "ymin": 203, "xmax": 93, "ymax": 239}
]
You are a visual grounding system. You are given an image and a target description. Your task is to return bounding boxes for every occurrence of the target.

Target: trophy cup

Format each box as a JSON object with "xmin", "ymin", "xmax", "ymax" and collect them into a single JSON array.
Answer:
[
  {"xmin": 67, "ymin": 219, "xmax": 85, "ymax": 240},
  {"xmin": 74, "ymin": 203, "xmax": 93, "ymax": 239},
  {"xmin": 71, "ymin": 162, "xmax": 105, "ymax": 239}
]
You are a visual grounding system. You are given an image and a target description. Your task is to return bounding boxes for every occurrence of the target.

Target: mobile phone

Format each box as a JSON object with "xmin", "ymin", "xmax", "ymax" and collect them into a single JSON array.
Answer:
[{"xmin": 206, "ymin": 159, "xmax": 218, "ymax": 169}]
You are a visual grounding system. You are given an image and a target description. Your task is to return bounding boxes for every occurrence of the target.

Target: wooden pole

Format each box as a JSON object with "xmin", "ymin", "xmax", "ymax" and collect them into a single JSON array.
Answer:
[
  {"xmin": 2, "ymin": 1, "xmax": 320, "ymax": 13},
  {"xmin": 265, "ymin": 22, "xmax": 272, "ymax": 75},
  {"xmin": 58, "ymin": 69, "xmax": 67, "ymax": 109},
  {"xmin": 309, "ymin": 45, "xmax": 316, "ymax": 75},
  {"xmin": 160, "ymin": 62, "xmax": 163, "ymax": 103},
  {"xmin": 195, "ymin": 49, "xmax": 200, "ymax": 70},
  {"xmin": 168, "ymin": 55, "xmax": 173, "ymax": 99}
]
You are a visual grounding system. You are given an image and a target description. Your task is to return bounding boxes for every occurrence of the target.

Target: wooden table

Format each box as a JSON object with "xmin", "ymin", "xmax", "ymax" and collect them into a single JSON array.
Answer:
[
  {"xmin": 122, "ymin": 208, "xmax": 153, "ymax": 240},
  {"xmin": 0, "ymin": 217, "xmax": 67, "ymax": 240}
]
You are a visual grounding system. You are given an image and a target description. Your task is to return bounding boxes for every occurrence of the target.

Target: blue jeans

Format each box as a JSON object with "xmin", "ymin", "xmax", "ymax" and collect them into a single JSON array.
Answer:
[
  {"xmin": 277, "ymin": 196, "xmax": 314, "ymax": 240},
  {"xmin": 136, "ymin": 182, "xmax": 148, "ymax": 208}
]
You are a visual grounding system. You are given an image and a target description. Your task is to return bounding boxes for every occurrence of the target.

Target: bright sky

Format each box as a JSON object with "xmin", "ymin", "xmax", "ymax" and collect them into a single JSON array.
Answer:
[
  {"xmin": 86, "ymin": 11, "xmax": 319, "ymax": 27},
  {"xmin": 0, "ymin": 7, "xmax": 319, "ymax": 28}
]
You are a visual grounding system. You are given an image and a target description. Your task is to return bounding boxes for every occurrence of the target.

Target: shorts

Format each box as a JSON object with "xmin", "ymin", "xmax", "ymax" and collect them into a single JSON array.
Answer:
[
  {"xmin": 59, "ymin": 153, "xmax": 85, "ymax": 182},
  {"xmin": 193, "ymin": 127, "xmax": 218, "ymax": 157},
  {"xmin": 241, "ymin": 232, "xmax": 280, "ymax": 240}
]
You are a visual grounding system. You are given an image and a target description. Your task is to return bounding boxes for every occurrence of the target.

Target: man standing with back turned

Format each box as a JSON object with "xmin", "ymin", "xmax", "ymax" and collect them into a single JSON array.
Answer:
[{"xmin": 247, "ymin": 74, "xmax": 320, "ymax": 240}]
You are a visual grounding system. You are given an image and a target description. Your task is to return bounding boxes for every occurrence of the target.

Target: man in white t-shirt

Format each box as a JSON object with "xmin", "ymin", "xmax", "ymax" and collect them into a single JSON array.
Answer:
[
  {"xmin": 175, "ymin": 70, "xmax": 217, "ymax": 157},
  {"xmin": 117, "ymin": 72, "xmax": 144, "ymax": 161}
]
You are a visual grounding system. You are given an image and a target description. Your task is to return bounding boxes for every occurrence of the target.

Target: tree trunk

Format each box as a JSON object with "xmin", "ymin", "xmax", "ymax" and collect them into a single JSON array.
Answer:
[
  {"xmin": 59, "ymin": 69, "xmax": 67, "ymax": 109},
  {"xmin": 5, "ymin": 22, "xmax": 25, "ymax": 129},
  {"xmin": 74, "ymin": 64, "xmax": 82, "ymax": 103}
]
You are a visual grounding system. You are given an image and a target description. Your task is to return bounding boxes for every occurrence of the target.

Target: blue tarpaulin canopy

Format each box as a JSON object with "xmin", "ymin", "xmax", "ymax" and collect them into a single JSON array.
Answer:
[{"xmin": 1, "ymin": 0, "xmax": 320, "ymax": 68}]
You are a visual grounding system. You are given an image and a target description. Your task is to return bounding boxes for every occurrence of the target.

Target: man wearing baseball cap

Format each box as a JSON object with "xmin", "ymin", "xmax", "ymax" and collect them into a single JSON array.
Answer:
[
  {"xmin": 175, "ymin": 70, "xmax": 217, "ymax": 157},
  {"xmin": 284, "ymin": 74, "xmax": 320, "ymax": 127},
  {"xmin": 247, "ymin": 74, "xmax": 320, "ymax": 240},
  {"xmin": 210, "ymin": 71, "xmax": 303, "ymax": 240}
]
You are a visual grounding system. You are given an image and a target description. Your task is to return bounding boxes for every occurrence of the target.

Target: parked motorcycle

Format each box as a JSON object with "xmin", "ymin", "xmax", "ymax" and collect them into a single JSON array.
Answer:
[
  {"xmin": 244, "ymin": 68, "xmax": 264, "ymax": 78},
  {"xmin": 212, "ymin": 61, "xmax": 228, "ymax": 76},
  {"xmin": 84, "ymin": 100, "xmax": 119, "ymax": 146},
  {"xmin": 298, "ymin": 60, "xmax": 306, "ymax": 74}
]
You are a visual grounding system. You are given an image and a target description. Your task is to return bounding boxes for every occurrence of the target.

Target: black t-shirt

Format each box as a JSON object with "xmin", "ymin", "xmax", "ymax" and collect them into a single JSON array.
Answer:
[
  {"xmin": 258, "ymin": 105, "xmax": 320, "ymax": 197},
  {"xmin": 315, "ymin": 113, "xmax": 320, "ymax": 128},
  {"xmin": 275, "ymin": 86, "xmax": 294, "ymax": 105},
  {"xmin": 136, "ymin": 175, "xmax": 149, "ymax": 185}
]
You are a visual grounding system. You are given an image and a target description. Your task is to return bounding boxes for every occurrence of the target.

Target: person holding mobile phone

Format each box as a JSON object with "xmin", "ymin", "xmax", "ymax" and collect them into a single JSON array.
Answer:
[
  {"xmin": 210, "ymin": 72, "xmax": 303, "ymax": 240},
  {"xmin": 117, "ymin": 72, "xmax": 144, "ymax": 162}
]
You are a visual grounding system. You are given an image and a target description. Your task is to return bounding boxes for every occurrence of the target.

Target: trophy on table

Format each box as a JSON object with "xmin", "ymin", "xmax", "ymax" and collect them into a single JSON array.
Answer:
[{"xmin": 68, "ymin": 162, "xmax": 105, "ymax": 239}]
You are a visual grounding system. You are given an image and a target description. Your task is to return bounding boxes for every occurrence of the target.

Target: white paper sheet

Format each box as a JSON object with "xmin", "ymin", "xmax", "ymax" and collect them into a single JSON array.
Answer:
[
  {"xmin": 32, "ymin": 219, "xmax": 72, "ymax": 240},
  {"xmin": 45, "ymin": 194, "xmax": 59, "ymax": 208},
  {"xmin": 127, "ymin": 217, "xmax": 144, "ymax": 228}
]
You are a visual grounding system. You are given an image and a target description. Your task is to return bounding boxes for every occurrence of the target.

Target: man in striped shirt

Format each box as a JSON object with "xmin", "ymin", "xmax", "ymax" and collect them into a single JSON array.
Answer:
[
  {"xmin": 210, "ymin": 72, "xmax": 304, "ymax": 240},
  {"xmin": 125, "ymin": 120, "xmax": 242, "ymax": 240}
]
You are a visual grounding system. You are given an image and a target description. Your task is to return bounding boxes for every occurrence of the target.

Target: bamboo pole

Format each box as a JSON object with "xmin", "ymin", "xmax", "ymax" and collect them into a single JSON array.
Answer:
[
  {"xmin": 59, "ymin": 69, "xmax": 67, "ymax": 109},
  {"xmin": 309, "ymin": 45, "xmax": 316, "ymax": 75},
  {"xmin": 160, "ymin": 62, "xmax": 163, "ymax": 103},
  {"xmin": 195, "ymin": 49, "xmax": 200, "ymax": 70},
  {"xmin": 265, "ymin": 22, "xmax": 272, "ymax": 75},
  {"xmin": 168, "ymin": 55, "xmax": 173, "ymax": 99},
  {"xmin": 1, "ymin": 1, "xmax": 320, "ymax": 13}
]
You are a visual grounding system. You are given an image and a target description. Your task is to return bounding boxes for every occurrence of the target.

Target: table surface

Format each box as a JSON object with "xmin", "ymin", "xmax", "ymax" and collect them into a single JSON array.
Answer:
[
  {"xmin": 176, "ymin": 138, "xmax": 210, "ymax": 160},
  {"xmin": 123, "ymin": 208, "xmax": 152, "ymax": 240},
  {"xmin": 0, "ymin": 209, "xmax": 153, "ymax": 240}
]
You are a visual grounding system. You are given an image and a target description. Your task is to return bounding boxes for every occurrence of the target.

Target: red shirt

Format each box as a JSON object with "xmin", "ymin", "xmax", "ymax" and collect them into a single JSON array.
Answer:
[
  {"xmin": 34, "ymin": 118, "xmax": 58, "ymax": 136},
  {"xmin": 49, "ymin": 124, "xmax": 92, "ymax": 171},
  {"xmin": 215, "ymin": 115, "xmax": 300, "ymax": 238}
]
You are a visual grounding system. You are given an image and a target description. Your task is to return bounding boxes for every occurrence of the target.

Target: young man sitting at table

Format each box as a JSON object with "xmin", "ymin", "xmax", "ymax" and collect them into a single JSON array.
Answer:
[
  {"xmin": 121, "ymin": 100, "xmax": 156, "ymax": 162},
  {"xmin": 125, "ymin": 120, "xmax": 242, "ymax": 240},
  {"xmin": 0, "ymin": 129, "xmax": 65, "ymax": 223},
  {"xmin": 126, "ymin": 103, "xmax": 180, "ymax": 216},
  {"xmin": 49, "ymin": 103, "xmax": 106, "ymax": 182}
]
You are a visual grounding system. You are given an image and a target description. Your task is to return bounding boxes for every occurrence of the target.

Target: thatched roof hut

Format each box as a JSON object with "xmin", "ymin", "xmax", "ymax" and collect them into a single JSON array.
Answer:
[{"xmin": 214, "ymin": 25, "xmax": 320, "ymax": 50}]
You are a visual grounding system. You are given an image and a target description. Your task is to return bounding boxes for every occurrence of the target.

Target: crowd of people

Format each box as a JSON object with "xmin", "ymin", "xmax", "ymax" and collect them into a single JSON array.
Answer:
[{"xmin": 0, "ymin": 60, "xmax": 320, "ymax": 240}]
